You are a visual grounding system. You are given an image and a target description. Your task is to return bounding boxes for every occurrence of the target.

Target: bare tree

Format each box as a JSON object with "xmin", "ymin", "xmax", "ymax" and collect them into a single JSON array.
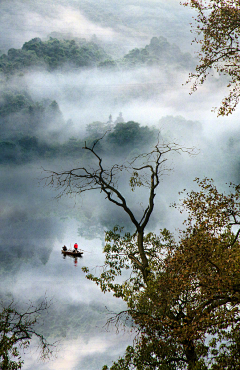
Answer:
[{"xmin": 44, "ymin": 137, "xmax": 195, "ymax": 283}]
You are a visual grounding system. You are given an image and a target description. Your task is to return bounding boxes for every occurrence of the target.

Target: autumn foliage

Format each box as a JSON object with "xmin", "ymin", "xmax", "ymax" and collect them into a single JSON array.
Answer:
[
  {"xmin": 182, "ymin": 0, "xmax": 240, "ymax": 115},
  {"xmin": 85, "ymin": 179, "xmax": 240, "ymax": 369}
]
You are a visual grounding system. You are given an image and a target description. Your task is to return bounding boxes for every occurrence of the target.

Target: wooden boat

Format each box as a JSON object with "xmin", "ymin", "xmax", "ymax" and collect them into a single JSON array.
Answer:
[{"xmin": 61, "ymin": 249, "xmax": 83, "ymax": 257}]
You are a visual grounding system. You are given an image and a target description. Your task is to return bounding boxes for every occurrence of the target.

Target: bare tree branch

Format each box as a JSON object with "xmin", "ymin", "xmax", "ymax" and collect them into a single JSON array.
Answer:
[
  {"xmin": 43, "ymin": 136, "xmax": 196, "ymax": 283},
  {"xmin": 0, "ymin": 298, "xmax": 56, "ymax": 369}
]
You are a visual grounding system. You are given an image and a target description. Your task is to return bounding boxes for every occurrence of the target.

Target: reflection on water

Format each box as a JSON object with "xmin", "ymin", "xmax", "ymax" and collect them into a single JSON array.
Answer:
[
  {"xmin": 0, "ymin": 164, "xmax": 131, "ymax": 369},
  {"xmin": 62, "ymin": 253, "xmax": 82, "ymax": 267},
  {"xmin": 23, "ymin": 332, "xmax": 135, "ymax": 370},
  {"xmin": 1, "ymin": 110, "xmax": 239, "ymax": 368},
  {"xmin": 1, "ymin": 130, "xmax": 240, "ymax": 368}
]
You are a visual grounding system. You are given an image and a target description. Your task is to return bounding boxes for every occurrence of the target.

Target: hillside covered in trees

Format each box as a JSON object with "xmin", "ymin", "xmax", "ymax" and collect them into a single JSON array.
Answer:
[
  {"xmin": 0, "ymin": 35, "xmax": 194, "ymax": 75},
  {"xmin": 120, "ymin": 36, "xmax": 193, "ymax": 69},
  {"xmin": 0, "ymin": 37, "xmax": 110, "ymax": 74}
]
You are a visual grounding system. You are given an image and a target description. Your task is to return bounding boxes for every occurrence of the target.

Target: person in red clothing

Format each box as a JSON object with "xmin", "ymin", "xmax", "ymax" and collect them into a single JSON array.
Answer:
[{"xmin": 74, "ymin": 243, "xmax": 78, "ymax": 252}]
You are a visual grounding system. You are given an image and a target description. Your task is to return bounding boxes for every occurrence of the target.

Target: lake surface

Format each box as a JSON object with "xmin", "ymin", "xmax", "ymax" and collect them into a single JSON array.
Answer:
[
  {"xmin": 1, "ymin": 134, "xmax": 239, "ymax": 369},
  {"xmin": 0, "ymin": 162, "xmax": 136, "ymax": 370}
]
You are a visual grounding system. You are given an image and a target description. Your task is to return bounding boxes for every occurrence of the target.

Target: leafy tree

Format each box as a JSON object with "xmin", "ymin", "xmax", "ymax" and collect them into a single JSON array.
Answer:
[
  {"xmin": 0, "ymin": 92, "xmax": 32, "ymax": 117},
  {"xmin": 83, "ymin": 178, "xmax": 240, "ymax": 370},
  {"xmin": 45, "ymin": 131, "xmax": 240, "ymax": 367},
  {"xmin": 0, "ymin": 299, "xmax": 54, "ymax": 369},
  {"xmin": 86, "ymin": 121, "xmax": 113, "ymax": 140},
  {"xmin": 106, "ymin": 121, "xmax": 158, "ymax": 155},
  {"xmin": 182, "ymin": 0, "xmax": 240, "ymax": 116},
  {"xmin": 0, "ymin": 48, "xmax": 43, "ymax": 74}
]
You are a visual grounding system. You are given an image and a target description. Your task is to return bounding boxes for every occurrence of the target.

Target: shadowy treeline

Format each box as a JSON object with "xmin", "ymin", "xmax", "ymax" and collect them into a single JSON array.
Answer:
[
  {"xmin": 1, "ymin": 85, "xmax": 238, "ymax": 168},
  {"xmin": 0, "ymin": 121, "xmax": 158, "ymax": 164},
  {"xmin": 0, "ymin": 90, "xmax": 159, "ymax": 164}
]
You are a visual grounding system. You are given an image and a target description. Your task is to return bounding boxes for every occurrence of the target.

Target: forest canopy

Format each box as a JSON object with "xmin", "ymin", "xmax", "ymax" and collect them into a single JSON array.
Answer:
[
  {"xmin": 120, "ymin": 36, "xmax": 193, "ymax": 69},
  {"xmin": 0, "ymin": 37, "xmax": 110, "ymax": 74},
  {"xmin": 0, "ymin": 35, "xmax": 193, "ymax": 75}
]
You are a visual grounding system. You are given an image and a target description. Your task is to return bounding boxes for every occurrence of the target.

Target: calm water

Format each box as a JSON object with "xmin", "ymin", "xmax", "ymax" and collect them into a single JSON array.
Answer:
[
  {"xmin": 0, "ymin": 162, "xmax": 134, "ymax": 370},
  {"xmin": 1, "ymin": 110, "xmax": 240, "ymax": 368}
]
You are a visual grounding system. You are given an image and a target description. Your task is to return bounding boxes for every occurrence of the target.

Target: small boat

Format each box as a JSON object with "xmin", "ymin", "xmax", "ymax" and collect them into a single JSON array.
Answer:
[{"xmin": 61, "ymin": 248, "xmax": 83, "ymax": 257}]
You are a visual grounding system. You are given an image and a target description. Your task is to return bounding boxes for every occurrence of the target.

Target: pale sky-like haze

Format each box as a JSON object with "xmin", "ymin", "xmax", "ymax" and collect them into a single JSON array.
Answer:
[{"xmin": 0, "ymin": 1, "xmax": 240, "ymax": 369}]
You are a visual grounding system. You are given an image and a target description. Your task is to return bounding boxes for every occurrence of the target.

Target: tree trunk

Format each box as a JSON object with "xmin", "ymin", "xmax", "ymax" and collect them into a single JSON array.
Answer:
[
  {"xmin": 1, "ymin": 354, "xmax": 9, "ymax": 370},
  {"xmin": 185, "ymin": 340, "xmax": 197, "ymax": 370},
  {"xmin": 137, "ymin": 229, "xmax": 149, "ymax": 283}
]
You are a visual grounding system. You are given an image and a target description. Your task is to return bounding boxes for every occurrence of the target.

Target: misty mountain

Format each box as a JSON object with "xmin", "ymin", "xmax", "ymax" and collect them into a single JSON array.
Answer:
[
  {"xmin": 119, "ymin": 36, "xmax": 194, "ymax": 69},
  {"xmin": 0, "ymin": 90, "xmax": 64, "ymax": 139},
  {"xmin": 0, "ymin": 34, "xmax": 194, "ymax": 76},
  {"xmin": 0, "ymin": 0, "xmax": 193, "ymax": 57},
  {"xmin": 0, "ymin": 37, "xmax": 111, "ymax": 74},
  {"xmin": 2, "ymin": 2, "xmax": 240, "ymax": 370}
]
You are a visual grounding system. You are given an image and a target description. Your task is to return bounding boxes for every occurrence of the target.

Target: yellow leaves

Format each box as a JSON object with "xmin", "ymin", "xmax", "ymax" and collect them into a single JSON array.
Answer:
[
  {"xmin": 129, "ymin": 171, "xmax": 143, "ymax": 191},
  {"xmin": 181, "ymin": 0, "xmax": 240, "ymax": 115},
  {"xmin": 176, "ymin": 178, "xmax": 240, "ymax": 244},
  {"xmin": 84, "ymin": 176, "xmax": 240, "ymax": 368}
]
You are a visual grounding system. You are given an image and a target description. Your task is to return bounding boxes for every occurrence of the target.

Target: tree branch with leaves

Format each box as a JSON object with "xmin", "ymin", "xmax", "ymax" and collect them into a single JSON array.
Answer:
[
  {"xmin": 90, "ymin": 178, "xmax": 240, "ymax": 370},
  {"xmin": 182, "ymin": 0, "xmax": 240, "ymax": 115}
]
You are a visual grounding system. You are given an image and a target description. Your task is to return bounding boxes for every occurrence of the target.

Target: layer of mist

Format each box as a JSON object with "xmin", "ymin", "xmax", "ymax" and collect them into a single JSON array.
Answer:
[{"xmin": 1, "ymin": 1, "xmax": 240, "ymax": 369}]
